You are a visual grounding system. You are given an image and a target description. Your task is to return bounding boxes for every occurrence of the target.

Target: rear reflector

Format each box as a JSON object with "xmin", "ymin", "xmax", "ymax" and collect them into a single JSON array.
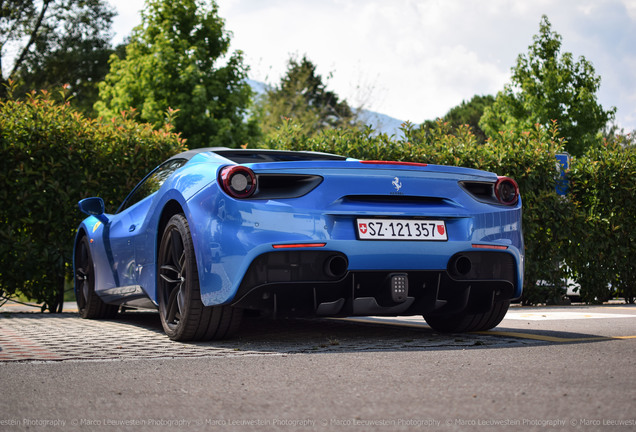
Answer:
[
  {"xmin": 361, "ymin": 160, "xmax": 428, "ymax": 167},
  {"xmin": 272, "ymin": 243, "xmax": 327, "ymax": 249},
  {"xmin": 472, "ymin": 244, "xmax": 508, "ymax": 250}
]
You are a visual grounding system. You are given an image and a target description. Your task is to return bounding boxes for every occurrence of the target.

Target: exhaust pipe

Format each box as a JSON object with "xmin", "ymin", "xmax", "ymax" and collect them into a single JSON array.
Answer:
[
  {"xmin": 324, "ymin": 255, "xmax": 348, "ymax": 279},
  {"xmin": 452, "ymin": 255, "xmax": 472, "ymax": 277}
]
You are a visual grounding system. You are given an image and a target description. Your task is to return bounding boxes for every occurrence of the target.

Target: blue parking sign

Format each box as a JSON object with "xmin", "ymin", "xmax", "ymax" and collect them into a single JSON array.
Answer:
[{"xmin": 555, "ymin": 152, "xmax": 570, "ymax": 195}]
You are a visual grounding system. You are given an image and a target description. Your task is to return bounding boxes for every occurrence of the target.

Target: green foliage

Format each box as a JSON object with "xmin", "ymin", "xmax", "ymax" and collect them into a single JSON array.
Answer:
[
  {"xmin": 0, "ymin": 0, "xmax": 116, "ymax": 116},
  {"xmin": 0, "ymin": 85, "xmax": 186, "ymax": 311},
  {"xmin": 603, "ymin": 124, "xmax": 636, "ymax": 148},
  {"xmin": 94, "ymin": 0, "xmax": 256, "ymax": 149},
  {"xmin": 568, "ymin": 143, "xmax": 636, "ymax": 303},
  {"xmin": 480, "ymin": 15, "xmax": 615, "ymax": 156},
  {"xmin": 421, "ymin": 95, "xmax": 494, "ymax": 143},
  {"xmin": 257, "ymin": 54, "xmax": 356, "ymax": 136}
]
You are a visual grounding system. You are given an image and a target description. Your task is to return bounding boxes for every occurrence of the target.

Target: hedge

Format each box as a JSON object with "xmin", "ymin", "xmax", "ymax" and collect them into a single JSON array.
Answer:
[
  {"xmin": 568, "ymin": 142, "xmax": 636, "ymax": 303},
  {"xmin": 1, "ymin": 90, "xmax": 633, "ymax": 310},
  {"xmin": 0, "ymin": 88, "xmax": 186, "ymax": 311}
]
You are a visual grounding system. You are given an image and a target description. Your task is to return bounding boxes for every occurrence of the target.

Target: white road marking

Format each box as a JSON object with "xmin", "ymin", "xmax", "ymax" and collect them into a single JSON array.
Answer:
[
  {"xmin": 340, "ymin": 311, "xmax": 636, "ymax": 327},
  {"xmin": 503, "ymin": 312, "xmax": 636, "ymax": 321}
]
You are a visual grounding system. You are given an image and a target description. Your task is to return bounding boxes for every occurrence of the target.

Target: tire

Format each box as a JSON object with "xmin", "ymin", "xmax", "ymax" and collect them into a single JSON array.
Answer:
[
  {"xmin": 423, "ymin": 300, "xmax": 510, "ymax": 333},
  {"xmin": 74, "ymin": 236, "xmax": 118, "ymax": 319},
  {"xmin": 157, "ymin": 214, "xmax": 242, "ymax": 341}
]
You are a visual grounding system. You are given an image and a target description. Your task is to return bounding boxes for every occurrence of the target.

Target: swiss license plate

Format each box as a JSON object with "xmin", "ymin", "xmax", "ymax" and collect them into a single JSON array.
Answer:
[{"xmin": 356, "ymin": 218, "xmax": 447, "ymax": 241}]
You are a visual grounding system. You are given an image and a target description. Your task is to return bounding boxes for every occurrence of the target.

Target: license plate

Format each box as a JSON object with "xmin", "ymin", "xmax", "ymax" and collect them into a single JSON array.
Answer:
[{"xmin": 356, "ymin": 218, "xmax": 447, "ymax": 241}]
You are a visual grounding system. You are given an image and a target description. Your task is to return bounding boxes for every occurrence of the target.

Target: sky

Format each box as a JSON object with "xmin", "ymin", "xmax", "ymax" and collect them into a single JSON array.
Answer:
[{"xmin": 108, "ymin": 0, "xmax": 636, "ymax": 131}]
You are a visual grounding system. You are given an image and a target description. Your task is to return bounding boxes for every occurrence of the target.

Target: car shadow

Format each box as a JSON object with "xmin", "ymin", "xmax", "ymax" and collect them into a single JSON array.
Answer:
[{"xmin": 111, "ymin": 310, "xmax": 620, "ymax": 353}]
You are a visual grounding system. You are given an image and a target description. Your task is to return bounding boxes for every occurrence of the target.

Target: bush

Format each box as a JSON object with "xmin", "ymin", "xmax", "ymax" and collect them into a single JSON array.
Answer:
[
  {"xmin": 2, "ymin": 96, "xmax": 632, "ymax": 309},
  {"xmin": 568, "ymin": 142, "xmax": 636, "ymax": 303},
  {"xmin": 0, "ymin": 86, "xmax": 186, "ymax": 311}
]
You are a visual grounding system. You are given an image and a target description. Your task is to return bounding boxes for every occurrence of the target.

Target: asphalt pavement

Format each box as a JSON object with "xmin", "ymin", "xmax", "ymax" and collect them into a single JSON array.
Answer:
[{"xmin": 1, "ymin": 302, "xmax": 635, "ymax": 430}]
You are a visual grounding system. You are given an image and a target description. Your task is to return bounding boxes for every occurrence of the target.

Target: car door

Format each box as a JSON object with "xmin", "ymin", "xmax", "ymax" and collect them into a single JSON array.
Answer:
[{"xmin": 108, "ymin": 158, "xmax": 188, "ymax": 290}]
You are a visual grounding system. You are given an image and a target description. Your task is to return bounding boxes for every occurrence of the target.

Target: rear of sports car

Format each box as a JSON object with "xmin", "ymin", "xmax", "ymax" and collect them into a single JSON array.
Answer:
[{"xmin": 187, "ymin": 152, "xmax": 523, "ymax": 333}]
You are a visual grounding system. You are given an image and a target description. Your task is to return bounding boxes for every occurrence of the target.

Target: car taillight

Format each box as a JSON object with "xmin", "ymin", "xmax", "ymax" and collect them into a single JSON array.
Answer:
[
  {"xmin": 495, "ymin": 176, "xmax": 519, "ymax": 205},
  {"xmin": 219, "ymin": 166, "xmax": 257, "ymax": 198}
]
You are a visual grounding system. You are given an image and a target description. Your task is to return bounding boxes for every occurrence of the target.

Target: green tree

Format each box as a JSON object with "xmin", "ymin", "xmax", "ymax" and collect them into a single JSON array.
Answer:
[
  {"xmin": 0, "ymin": 0, "xmax": 116, "ymax": 115},
  {"xmin": 258, "ymin": 54, "xmax": 355, "ymax": 135},
  {"xmin": 94, "ymin": 0, "xmax": 256, "ymax": 148},
  {"xmin": 421, "ymin": 94, "xmax": 494, "ymax": 143},
  {"xmin": 480, "ymin": 15, "xmax": 615, "ymax": 155}
]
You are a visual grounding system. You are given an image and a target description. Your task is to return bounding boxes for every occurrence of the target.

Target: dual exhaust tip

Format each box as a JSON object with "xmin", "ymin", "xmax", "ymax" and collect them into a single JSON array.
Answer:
[
  {"xmin": 325, "ymin": 253, "xmax": 476, "ymax": 281},
  {"xmin": 449, "ymin": 254, "xmax": 473, "ymax": 278},
  {"xmin": 324, "ymin": 254, "xmax": 348, "ymax": 279}
]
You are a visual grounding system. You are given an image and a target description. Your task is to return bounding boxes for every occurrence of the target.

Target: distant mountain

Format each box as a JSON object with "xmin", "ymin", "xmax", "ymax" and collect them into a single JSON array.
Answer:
[
  {"xmin": 355, "ymin": 109, "xmax": 405, "ymax": 137},
  {"xmin": 247, "ymin": 79, "xmax": 406, "ymax": 137},
  {"xmin": 247, "ymin": 79, "xmax": 269, "ymax": 98}
]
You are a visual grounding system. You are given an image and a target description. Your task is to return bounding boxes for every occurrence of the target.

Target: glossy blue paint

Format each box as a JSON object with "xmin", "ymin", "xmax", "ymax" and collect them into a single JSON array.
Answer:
[{"xmin": 74, "ymin": 149, "xmax": 524, "ymax": 310}]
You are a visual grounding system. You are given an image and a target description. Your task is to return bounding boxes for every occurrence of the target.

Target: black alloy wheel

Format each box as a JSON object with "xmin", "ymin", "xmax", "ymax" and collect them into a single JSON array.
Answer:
[
  {"xmin": 75, "ymin": 235, "xmax": 117, "ymax": 319},
  {"xmin": 157, "ymin": 214, "xmax": 242, "ymax": 341}
]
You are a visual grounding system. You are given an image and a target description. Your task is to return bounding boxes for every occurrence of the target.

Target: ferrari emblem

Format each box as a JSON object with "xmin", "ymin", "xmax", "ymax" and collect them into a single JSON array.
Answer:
[{"xmin": 392, "ymin": 177, "xmax": 402, "ymax": 192}]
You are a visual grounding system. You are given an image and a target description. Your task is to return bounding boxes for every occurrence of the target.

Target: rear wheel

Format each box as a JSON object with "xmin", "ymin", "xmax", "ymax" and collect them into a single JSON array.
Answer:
[
  {"xmin": 157, "ymin": 214, "xmax": 242, "ymax": 341},
  {"xmin": 423, "ymin": 300, "xmax": 510, "ymax": 333},
  {"xmin": 75, "ymin": 236, "xmax": 118, "ymax": 319}
]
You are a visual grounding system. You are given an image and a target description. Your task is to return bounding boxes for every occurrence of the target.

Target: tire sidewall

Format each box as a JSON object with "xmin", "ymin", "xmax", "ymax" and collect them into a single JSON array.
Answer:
[
  {"xmin": 75, "ymin": 236, "xmax": 93, "ymax": 318},
  {"xmin": 424, "ymin": 300, "xmax": 510, "ymax": 333},
  {"xmin": 158, "ymin": 214, "xmax": 200, "ymax": 340}
]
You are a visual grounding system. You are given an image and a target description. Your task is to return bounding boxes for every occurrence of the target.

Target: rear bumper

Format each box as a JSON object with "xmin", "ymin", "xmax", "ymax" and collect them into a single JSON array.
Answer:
[{"xmin": 229, "ymin": 248, "xmax": 520, "ymax": 318}]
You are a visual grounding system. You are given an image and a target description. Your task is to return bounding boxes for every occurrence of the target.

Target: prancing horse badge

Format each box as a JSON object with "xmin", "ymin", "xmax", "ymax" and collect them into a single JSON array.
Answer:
[{"xmin": 392, "ymin": 176, "xmax": 402, "ymax": 192}]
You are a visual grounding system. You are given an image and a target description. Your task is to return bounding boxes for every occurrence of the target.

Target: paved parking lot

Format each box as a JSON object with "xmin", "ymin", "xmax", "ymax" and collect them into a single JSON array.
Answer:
[{"xmin": 1, "ymin": 302, "xmax": 635, "ymax": 363}]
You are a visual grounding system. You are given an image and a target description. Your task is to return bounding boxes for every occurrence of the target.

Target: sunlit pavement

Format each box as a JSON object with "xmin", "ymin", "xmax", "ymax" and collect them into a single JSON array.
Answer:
[
  {"xmin": 1, "ymin": 301, "xmax": 635, "ymax": 362},
  {"xmin": 344, "ymin": 305, "xmax": 636, "ymax": 343}
]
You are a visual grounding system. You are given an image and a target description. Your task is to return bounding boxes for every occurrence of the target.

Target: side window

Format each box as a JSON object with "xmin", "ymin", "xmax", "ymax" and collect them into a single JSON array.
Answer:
[{"xmin": 118, "ymin": 159, "xmax": 187, "ymax": 212}]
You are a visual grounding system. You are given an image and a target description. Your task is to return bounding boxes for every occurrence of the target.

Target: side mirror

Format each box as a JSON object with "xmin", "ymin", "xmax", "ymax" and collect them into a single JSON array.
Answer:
[{"xmin": 78, "ymin": 197, "xmax": 105, "ymax": 217}]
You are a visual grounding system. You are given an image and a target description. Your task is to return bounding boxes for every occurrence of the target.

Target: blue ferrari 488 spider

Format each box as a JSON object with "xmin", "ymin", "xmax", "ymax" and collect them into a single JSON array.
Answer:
[{"xmin": 74, "ymin": 148, "xmax": 523, "ymax": 340}]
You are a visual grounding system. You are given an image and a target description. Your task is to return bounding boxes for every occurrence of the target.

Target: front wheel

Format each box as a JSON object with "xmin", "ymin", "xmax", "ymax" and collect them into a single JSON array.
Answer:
[
  {"xmin": 423, "ymin": 300, "xmax": 510, "ymax": 333},
  {"xmin": 157, "ymin": 214, "xmax": 242, "ymax": 341},
  {"xmin": 74, "ymin": 236, "xmax": 118, "ymax": 319}
]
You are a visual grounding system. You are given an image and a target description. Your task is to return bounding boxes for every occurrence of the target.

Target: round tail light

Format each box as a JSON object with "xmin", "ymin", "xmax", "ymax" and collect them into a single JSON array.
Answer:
[
  {"xmin": 495, "ymin": 176, "xmax": 519, "ymax": 205},
  {"xmin": 219, "ymin": 166, "xmax": 257, "ymax": 198}
]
